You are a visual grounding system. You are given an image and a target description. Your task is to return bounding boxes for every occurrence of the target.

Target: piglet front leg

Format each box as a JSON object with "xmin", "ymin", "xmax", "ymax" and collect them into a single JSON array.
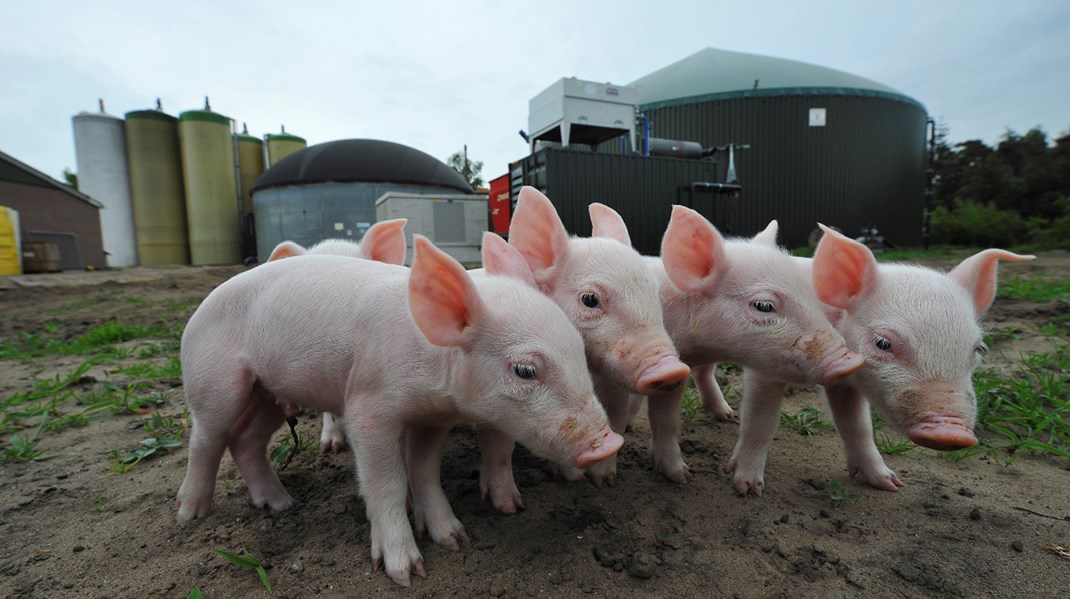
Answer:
[
  {"xmin": 647, "ymin": 385, "xmax": 692, "ymax": 484},
  {"xmin": 726, "ymin": 369, "xmax": 787, "ymax": 496},
  {"xmin": 825, "ymin": 383, "xmax": 903, "ymax": 491},
  {"xmin": 407, "ymin": 425, "xmax": 470, "ymax": 550},
  {"xmin": 343, "ymin": 413, "xmax": 425, "ymax": 588},
  {"xmin": 476, "ymin": 425, "xmax": 524, "ymax": 513}
]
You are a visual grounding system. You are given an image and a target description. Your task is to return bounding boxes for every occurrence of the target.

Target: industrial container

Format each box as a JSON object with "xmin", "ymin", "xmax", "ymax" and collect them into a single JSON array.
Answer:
[
  {"xmin": 125, "ymin": 109, "xmax": 189, "ymax": 265},
  {"xmin": 0, "ymin": 206, "xmax": 20, "ymax": 275},
  {"xmin": 265, "ymin": 129, "xmax": 306, "ymax": 167},
  {"xmin": 236, "ymin": 129, "xmax": 265, "ymax": 213},
  {"xmin": 487, "ymin": 174, "xmax": 511, "ymax": 235},
  {"xmin": 510, "ymin": 147, "xmax": 723, "ymax": 256},
  {"xmin": 375, "ymin": 192, "xmax": 488, "ymax": 266},
  {"xmin": 179, "ymin": 109, "xmax": 242, "ymax": 265},
  {"xmin": 620, "ymin": 47, "xmax": 929, "ymax": 248},
  {"xmin": 72, "ymin": 107, "xmax": 139, "ymax": 267},
  {"xmin": 22, "ymin": 242, "xmax": 62, "ymax": 273}
]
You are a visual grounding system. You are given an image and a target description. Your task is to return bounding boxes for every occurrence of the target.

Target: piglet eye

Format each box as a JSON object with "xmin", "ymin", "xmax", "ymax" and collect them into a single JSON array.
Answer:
[
  {"xmin": 581, "ymin": 292, "xmax": 600, "ymax": 308},
  {"xmin": 512, "ymin": 363, "xmax": 537, "ymax": 380},
  {"xmin": 752, "ymin": 300, "xmax": 775, "ymax": 313},
  {"xmin": 874, "ymin": 336, "xmax": 892, "ymax": 352}
]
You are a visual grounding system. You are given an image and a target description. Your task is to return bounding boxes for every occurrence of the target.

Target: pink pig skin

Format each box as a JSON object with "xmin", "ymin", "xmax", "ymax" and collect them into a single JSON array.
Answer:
[
  {"xmin": 176, "ymin": 233, "xmax": 621, "ymax": 588},
  {"xmin": 599, "ymin": 206, "xmax": 863, "ymax": 486},
  {"xmin": 266, "ymin": 218, "xmax": 408, "ymax": 453},
  {"xmin": 477, "ymin": 187, "xmax": 690, "ymax": 511},
  {"xmin": 724, "ymin": 224, "xmax": 1033, "ymax": 496}
]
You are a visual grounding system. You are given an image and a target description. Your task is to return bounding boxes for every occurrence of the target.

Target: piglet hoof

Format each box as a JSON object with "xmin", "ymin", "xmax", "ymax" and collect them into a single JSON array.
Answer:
[
  {"xmin": 733, "ymin": 477, "xmax": 764, "ymax": 497},
  {"xmin": 713, "ymin": 406, "xmax": 737, "ymax": 421},
  {"xmin": 490, "ymin": 492, "xmax": 524, "ymax": 514},
  {"xmin": 175, "ymin": 498, "xmax": 211, "ymax": 523},
  {"xmin": 319, "ymin": 432, "xmax": 347, "ymax": 453},
  {"xmin": 587, "ymin": 458, "xmax": 618, "ymax": 489},
  {"xmin": 852, "ymin": 464, "xmax": 904, "ymax": 492},
  {"xmin": 436, "ymin": 527, "xmax": 470, "ymax": 552},
  {"xmin": 655, "ymin": 459, "xmax": 692, "ymax": 485}
]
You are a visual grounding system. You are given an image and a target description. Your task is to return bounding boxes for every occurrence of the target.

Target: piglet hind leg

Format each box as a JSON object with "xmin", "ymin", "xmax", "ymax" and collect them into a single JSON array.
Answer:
[
  {"xmin": 342, "ymin": 411, "xmax": 425, "ymax": 588},
  {"xmin": 177, "ymin": 370, "xmax": 257, "ymax": 522},
  {"xmin": 694, "ymin": 363, "xmax": 736, "ymax": 420},
  {"xmin": 408, "ymin": 425, "xmax": 469, "ymax": 550},
  {"xmin": 824, "ymin": 383, "xmax": 903, "ymax": 491},
  {"xmin": 477, "ymin": 425, "xmax": 524, "ymax": 513},
  {"xmin": 319, "ymin": 412, "xmax": 347, "ymax": 452},
  {"xmin": 647, "ymin": 386, "xmax": 692, "ymax": 484},
  {"xmin": 227, "ymin": 387, "xmax": 294, "ymax": 512},
  {"xmin": 726, "ymin": 369, "xmax": 787, "ymax": 497}
]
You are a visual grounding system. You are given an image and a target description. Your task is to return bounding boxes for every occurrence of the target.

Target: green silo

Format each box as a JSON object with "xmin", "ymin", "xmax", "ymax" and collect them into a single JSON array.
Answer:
[
  {"xmin": 265, "ymin": 128, "xmax": 306, "ymax": 166},
  {"xmin": 179, "ymin": 109, "xmax": 241, "ymax": 265},
  {"xmin": 125, "ymin": 109, "xmax": 189, "ymax": 264}
]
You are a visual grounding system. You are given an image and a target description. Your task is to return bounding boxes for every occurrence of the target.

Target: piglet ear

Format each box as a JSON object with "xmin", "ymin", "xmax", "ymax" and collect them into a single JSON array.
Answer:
[
  {"xmin": 267, "ymin": 241, "xmax": 306, "ymax": 261},
  {"xmin": 752, "ymin": 220, "xmax": 779, "ymax": 247},
  {"xmin": 660, "ymin": 205, "xmax": 728, "ymax": 293},
  {"xmin": 508, "ymin": 186, "xmax": 570, "ymax": 286},
  {"xmin": 409, "ymin": 235, "xmax": 484, "ymax": 347},
  {"xmin": 947, "ymin": 249, "xmax": 1034, "ymax": 316},
  {"xmin": 811, "ymin": 223, "xmax": 879, "ymax": 310},
  {"xmin": 360, "ymin": 218, "xmax": 407, "ymax": 265},
  {"xmin": 589, "ymin": 203, "xmax": 631, "ymax": 246},
  {"xmin": 481, "ymin": 232, "xmax": 537, "ymax": 288}
]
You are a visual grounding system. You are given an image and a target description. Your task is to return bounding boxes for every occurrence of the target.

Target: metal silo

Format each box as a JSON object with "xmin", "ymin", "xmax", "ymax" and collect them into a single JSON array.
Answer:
[
  {"xmin": 72, "ymin": 102, "xmax": 138, "ymax": 267},
  {"xmin": 265, "ymin": 127, "xmax": 306, "ymax": 166},
  {"xmin": 125, "ymin": 108, "xmax": 189, "ymax": 265},
  {"xmin": 179, "ymin": 107, "xmax": 241, "ymax": 265},
  {"xmin": 235, "ymin": 126, "xmax": 265, "ymax": 213},
  {"xmin": 624, "ymin": 48, "xmax": 929, "ymax": 247}
]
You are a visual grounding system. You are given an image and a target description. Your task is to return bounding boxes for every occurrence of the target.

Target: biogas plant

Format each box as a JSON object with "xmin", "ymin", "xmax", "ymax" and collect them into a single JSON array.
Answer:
[{"xmin": 0, "ymin": 47, "xmax": 931, "ymax": 273}]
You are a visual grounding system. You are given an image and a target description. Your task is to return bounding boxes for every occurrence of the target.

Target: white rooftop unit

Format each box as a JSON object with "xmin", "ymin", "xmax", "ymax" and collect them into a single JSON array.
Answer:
[
  {"xmin": 528, "ymin": 77, "xmax": 639, "ymax": 153},
  {"xmin": 375, "ymin": 192, "xmax": 488, "ymax": 266}
]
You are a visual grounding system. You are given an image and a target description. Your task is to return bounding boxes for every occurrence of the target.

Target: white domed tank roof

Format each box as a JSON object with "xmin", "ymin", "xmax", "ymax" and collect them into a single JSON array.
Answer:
[{"xmin": 631, "ymin": 47, "xmax": 923, "ymax": 110}]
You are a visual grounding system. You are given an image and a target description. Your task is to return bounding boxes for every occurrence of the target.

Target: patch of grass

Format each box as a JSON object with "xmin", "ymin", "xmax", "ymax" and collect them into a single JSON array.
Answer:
[
  {"xmin": 962, "ymin": 344, "xmax": 1070, "ymax": 460},
  {"xmin": 213, "ymin": 549, "xmax": 272, "ymax": 593},
  {"xmin": 997, "ymin": 274, "xmax": 1070, "ymax": 302},
  {"xmin": 0, "ymin": 321, "xmax": 177, "ymax": 361},
  {"xmin": 875, "ymin": 431, "xmax": 916, "ymax": 455},
  {"xmin": 824, "ymin": 480, "xmax": 863, "ymax": 507},
  {"xmin": 680, "ymin": 382, "xmax": 701, "ymax": 422},
  {"xmin": 112, "ymin": 355, "xmax": 182, "ymax": 380},
  {"xmin": 779, "ymin": 405, "xmax": 833, "ymax": 437}
]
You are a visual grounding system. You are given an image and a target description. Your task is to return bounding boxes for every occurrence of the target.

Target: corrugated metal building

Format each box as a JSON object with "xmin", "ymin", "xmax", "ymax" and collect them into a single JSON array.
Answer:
[
  {"xmin": 250, "ymin": 139, "xmax": 473, "ymax": 260},
  {"xmin": 0, "ymin": 150, "xmax": 106, "ymax": 270},
  {"xmin": 623, "ymin": 47, "xmax": 929, "ymax": 248}
]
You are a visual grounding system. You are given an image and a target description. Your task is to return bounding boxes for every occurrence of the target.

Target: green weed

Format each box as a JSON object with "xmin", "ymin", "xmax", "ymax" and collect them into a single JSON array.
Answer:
[
  {"xmin": 780, "ymin": 405, "xmax": 833, "ymax": 437},
  {"xmin": 270, "ymin": 426, "xmax": 319, "ymax": 472},
  {"xmin": 824, "ymin": 480, "xmax": 863, "ymax": 507},
  {"xmin": 875, "ymin": 431, "xmax": 916, "ymax": 455},
  {"xmin": 1, "ymin": 418, "xmax": 55, "ymax": 463},
  {"xmin": 680, "ymin": 383, "xmax": 701, "ymax": 422},
  {"xmin": 109, "ymin": 436, "xmax": 183, "ymax": 473},
  {"xmin": 213, "ymin": 549, "xmax": 272, "ymax": 593}
]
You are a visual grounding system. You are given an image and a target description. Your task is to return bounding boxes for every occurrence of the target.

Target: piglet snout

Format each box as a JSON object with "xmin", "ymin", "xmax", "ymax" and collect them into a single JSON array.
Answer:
[
  {"xmin": 818, "ymin": 349, "xmax": 864, "ymax": 385},
  {"xmin": 636, "ymin": 353, "xmax": 691, "ymax": 395},
  {"xmin": 574, "ymin": 427, "xmax": 625, "ymax": 469},
  {"xmin": 906, "ymin": 416, "xmax": 978, "ymax": 451}
]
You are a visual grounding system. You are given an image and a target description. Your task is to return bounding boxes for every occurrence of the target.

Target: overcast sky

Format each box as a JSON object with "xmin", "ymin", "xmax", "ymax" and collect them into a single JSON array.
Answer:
[{"xmin": 2, "ymin": 1, "xmax": 1067, "ymax": 184}]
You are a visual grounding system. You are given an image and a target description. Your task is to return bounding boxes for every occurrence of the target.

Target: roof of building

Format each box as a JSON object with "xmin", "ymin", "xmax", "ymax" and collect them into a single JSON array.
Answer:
[
  {"xmin": 631, "ymin": 47, "xmax": 924, "ymax": 111},
  {"xmin": 0, "ymin": 149, "xmax": 102, "ymax": 208},
  {"xmin": 250, "ymin": 139, "xmax": 473, "ymax": 194}
]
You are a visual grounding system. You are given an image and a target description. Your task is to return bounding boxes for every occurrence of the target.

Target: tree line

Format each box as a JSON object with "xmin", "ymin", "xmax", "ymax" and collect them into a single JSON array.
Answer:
[{"xmin": 931, "ymin": 124, "xmax": 1069, "ymax": 249}]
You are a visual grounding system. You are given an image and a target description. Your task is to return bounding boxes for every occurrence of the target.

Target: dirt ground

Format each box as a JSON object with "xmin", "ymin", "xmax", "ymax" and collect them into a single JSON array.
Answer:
[{"xmin": 0, "ymin": 253, "xmax": 1068, "ymax": 599}]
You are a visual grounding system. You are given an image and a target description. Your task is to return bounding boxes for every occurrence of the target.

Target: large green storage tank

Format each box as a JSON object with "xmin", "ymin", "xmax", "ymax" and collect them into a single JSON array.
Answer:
[
  {"xmin": 265, "ymin": 128, "xmax": 307, "ymax": 167},
  {"xmin": 125, "ymin": 109, "xmax": 189, "ymax": 265},
  {"xmin": 179, "ymin": 109, "xmax": 241, "ymax": 265},
  {"xmin": 236, "ymin": 129, "xmax": 265, "ymax": 214}
]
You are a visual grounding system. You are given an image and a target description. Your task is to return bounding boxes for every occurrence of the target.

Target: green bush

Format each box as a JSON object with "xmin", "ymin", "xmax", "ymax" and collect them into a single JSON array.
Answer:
[
  {"xmin": 931, "ymin": 199, "xmax": 1029, "ymax": 246},
  {"xmin": 1027, "ymin": 196, "xmax": 1070, "ymax": 250}
]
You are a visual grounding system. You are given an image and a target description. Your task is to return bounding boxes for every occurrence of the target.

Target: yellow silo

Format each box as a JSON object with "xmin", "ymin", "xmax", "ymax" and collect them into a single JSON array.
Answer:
[
  {"xmin": 235, "ymin": 126, "xmax": 265, "ymax": 214},
  {"xmin": 179, "ymin": 108, "xmax": 241, "ymax": 265},
  {"xmin": 265, "ymin": 127, "xmax": 306, "ymax": 166},
  {"xmin": 125, "ymin": 109, "xmax": 189, "ymax": 264}
]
